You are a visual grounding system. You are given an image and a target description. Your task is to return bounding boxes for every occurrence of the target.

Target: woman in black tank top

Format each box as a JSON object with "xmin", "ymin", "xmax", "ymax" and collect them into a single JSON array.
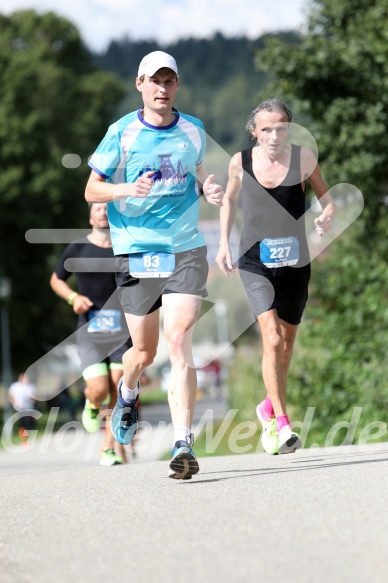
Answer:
[
  {"xmin": 239, "ymin": 143, "xmax": 310, "ymax": 270},
  {"xmin": 215, "ymin": 99, "xmax": 336, "ymax": 455}
]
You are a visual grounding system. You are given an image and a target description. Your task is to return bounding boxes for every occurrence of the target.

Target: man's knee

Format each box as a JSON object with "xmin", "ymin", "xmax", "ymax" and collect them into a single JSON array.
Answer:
[
  {"xmin": 86, "ymin": 378, "xmax": 109, "ymax": 403},
  {"xmin": 124, "ymin": 347, "xmax": 156, "ymax": 368},
  {"xmin": 166, "ymin": 330, "xmax": 191, "ymax": 358},
  {"xmin": 264, "ymin": 329, "xmax": 283, "ymax": 354}
]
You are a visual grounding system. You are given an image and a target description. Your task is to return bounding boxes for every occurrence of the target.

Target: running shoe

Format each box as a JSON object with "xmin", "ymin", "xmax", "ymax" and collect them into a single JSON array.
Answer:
[
  {"xmin": 278, "ymin": 425, "xmax": 302, "ymax": 454},
  {"xmin": 82, "ymin": 399, "xmax": 101, "ymax": 433},
  {"xmin": 110, "ymin": 378, "xmax": 139, "ymax": 445},
  {"xmin": 169, "ymin": 434, "xmax": 199, "ymax": 480},
  {"xmin": 256, "ymin": 402, "xmax": 279, "ymax": 455},
  {"xmin": 100, "ymin": 447, "xmax": 123, "ymax": 466}
]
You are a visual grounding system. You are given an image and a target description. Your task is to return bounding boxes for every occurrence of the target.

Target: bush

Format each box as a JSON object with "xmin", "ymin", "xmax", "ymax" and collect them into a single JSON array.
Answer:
[
  {"xmin": 227, "ymin": 344, "xmax": 264, "ymax": 421},
  {"xmin": 288, "ymin": 221, "xmax": 388, "ymax": 445}
]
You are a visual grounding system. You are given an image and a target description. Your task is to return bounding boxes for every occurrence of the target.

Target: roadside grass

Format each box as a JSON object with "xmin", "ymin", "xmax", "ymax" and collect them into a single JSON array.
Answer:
[
  {"xmin": 0, "ymin": 408, "xmax": 75, "ymax": 448},
  {"xmin": 140, "ymin": 387, "xmax": 168, "ymax": 406},
  {"xmin": 194, "ymin": 418, "xmax": 262, "ymax": 457}
]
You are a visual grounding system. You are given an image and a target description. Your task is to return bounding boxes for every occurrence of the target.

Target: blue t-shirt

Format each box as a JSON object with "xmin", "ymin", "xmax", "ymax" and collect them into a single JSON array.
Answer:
[{"xmin": 89, "ymin": 109, "xmax": 206, "ymax": 255}]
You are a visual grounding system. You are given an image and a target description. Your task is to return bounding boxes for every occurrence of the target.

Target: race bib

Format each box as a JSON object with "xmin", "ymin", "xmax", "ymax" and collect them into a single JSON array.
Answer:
[
  {"xmin": 129, "ymin": 252, "xmax": 176, "ymax": 278},
  {"xmin": 87, "ymin": 309, "xmax": 122, "ymax": 333},
  {"xmin": 259, "ymin": 237, "xmax": 300, "ymax": 268}
]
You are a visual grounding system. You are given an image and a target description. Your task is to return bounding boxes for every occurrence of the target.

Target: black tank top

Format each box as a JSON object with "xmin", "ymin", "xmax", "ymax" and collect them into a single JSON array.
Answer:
[
  {"xmin": 55, "ymin": 237, "xmax": 127, "ymax": 331},
  {"xmin": 239, "ymin": 144, "xmax": 310, "ymax": 267}
]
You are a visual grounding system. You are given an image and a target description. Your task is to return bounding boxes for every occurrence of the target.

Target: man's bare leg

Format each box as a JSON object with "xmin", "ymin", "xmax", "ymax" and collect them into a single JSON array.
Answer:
[
  {"xmin": 162, "ymin": 293, "xmax": 202, "ymax": 479},
  {"xmin": 257, "ymin": 309, "xmax": 301, "ymax": 453}
]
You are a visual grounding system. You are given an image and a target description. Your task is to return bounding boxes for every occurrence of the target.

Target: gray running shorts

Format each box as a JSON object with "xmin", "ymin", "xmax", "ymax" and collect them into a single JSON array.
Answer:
[
  {"xmin": 115, "ymin": 246, "xmax": 209, "ymax": 316},
  {"xmin": 77, "ymin": 328, "xmax": 132, "ymax": 372}
]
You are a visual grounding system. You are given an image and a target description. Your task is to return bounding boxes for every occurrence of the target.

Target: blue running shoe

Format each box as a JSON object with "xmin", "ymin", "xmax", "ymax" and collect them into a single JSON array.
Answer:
[
  {"xmin": 110, "ymin": 378, "xmax": 139, "ymax": 445},
  {"xmin": 169, "ymin": 434, "xmax": 199, "ymax": 480}
]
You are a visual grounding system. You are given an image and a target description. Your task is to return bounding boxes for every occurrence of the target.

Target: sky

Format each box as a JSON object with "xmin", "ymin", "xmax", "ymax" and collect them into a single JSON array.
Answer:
[{"xmin": 1, "ymin": 0, "xmax": 309, "ymax": 53}]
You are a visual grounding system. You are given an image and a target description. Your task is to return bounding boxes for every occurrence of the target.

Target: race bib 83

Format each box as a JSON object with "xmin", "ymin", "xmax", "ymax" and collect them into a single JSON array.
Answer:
[{"xmin": 129, "ymin": 252, "xmax": 176, "ymax": 278}]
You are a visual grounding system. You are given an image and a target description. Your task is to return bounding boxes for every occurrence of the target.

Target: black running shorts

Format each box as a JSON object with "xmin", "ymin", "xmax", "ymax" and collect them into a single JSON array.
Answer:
[{"xmin": 239, "ymin": 253, "xmax": 311, "ymax": 325}]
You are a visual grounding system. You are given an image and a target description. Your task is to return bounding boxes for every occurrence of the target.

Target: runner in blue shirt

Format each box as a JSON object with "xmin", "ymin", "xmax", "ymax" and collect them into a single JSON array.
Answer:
[{"xmin": 85, "ymin": 51, "xmax": 224, "ymax": 479}]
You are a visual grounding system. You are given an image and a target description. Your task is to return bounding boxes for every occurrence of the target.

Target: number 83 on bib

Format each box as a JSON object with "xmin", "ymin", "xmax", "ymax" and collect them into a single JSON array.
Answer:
[{"xmin": 129, "ymin": 251, "xmax": 176, "ymax": 278}]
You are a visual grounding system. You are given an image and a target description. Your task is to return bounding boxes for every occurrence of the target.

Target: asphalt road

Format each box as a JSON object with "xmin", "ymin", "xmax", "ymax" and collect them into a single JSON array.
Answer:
[{"xmin": 1, "ymin": 397, "xmax": 388, "ymax": 583}]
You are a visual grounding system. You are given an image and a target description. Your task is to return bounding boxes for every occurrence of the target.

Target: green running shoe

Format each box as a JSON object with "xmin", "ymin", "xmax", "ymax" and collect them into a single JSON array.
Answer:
[
  {"xmin": 100, "ymin": 447, "xmax": 123, "ymax": 466},
  {"xmin": 81, "ymin": 399, "xmax": 101, "ymax": 433},
  {"xmin": 256, "ymin": 403, "xmax": 279, "ymax": 455}
]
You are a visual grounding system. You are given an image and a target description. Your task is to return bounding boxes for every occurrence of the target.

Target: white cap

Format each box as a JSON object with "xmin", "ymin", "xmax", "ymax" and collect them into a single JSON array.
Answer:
[{"xmin": 138, "ymin": 51, "xmax": 178, "ymax": 77}]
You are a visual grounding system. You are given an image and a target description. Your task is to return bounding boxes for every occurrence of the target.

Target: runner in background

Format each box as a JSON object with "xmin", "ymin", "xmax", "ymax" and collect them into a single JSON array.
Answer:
[
  {"xmin": 9, "ymin": 372, "xmax": 38, "ymax": 447},
  {"xmin": 50, "ymin": 202, "xmax": 133, "ymax": 466}
]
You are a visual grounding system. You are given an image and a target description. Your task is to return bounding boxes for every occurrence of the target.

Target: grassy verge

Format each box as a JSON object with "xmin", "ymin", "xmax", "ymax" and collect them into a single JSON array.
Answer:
[
  {"xmin": 194, "ymin": 418, "xmax": 262, "ymax": 457},
  {"xmin": 140, "ymin": 387, "xmax": 168, "ymax": 406},
  {"xmin": 0, "ymin": 408, "xmax": 76, "ymax": 448}
]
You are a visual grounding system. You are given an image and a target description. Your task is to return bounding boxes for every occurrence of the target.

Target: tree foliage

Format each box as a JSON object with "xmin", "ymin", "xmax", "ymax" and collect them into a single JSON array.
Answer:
[
  {"xmin": 256, "ymin": 0, "xmax": 388, "ymax": 230},
  {"xmin": 0, "ymin": 10, "xmax": 124, "ymax": 371},
  {"xmin": 288, "ymin": 224, "xmax": 388, "ymax": 444}
]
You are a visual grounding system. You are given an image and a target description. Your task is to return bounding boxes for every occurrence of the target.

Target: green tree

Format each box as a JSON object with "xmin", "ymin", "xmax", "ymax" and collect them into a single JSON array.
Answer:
[
  {"xmin": 0, "ymin": 10, "xmax": 124, "ymax": 372},
  {"xmin": 256, "ymin": 0, "xmax": 388, "ymax": 230},
  {"xmin": 288, "ymin": 224, "xmax": 388, "ymax": 445}
]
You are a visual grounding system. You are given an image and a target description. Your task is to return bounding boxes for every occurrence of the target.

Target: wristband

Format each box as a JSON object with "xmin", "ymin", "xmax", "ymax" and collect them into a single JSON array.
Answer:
[{"xmin": 67, "ymin": 292, "xmax": 78, "ymax": 305}]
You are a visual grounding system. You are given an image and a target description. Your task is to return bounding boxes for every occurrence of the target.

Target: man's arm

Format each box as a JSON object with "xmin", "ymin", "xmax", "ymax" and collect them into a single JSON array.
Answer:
[
  {"xmin": 84, "ymin": 170, "xmax": 156, "ymax": 203},
  {"xmin": 215, "ymin": 153, "xmax": 242, "ymax": 274},
  {"xmin": 50, "ymin": 272, "xmax": 93, "ymax": 315},
  {"xmin": 196, "ymin": 163, "xmax": 224, "ymax": 207}
]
